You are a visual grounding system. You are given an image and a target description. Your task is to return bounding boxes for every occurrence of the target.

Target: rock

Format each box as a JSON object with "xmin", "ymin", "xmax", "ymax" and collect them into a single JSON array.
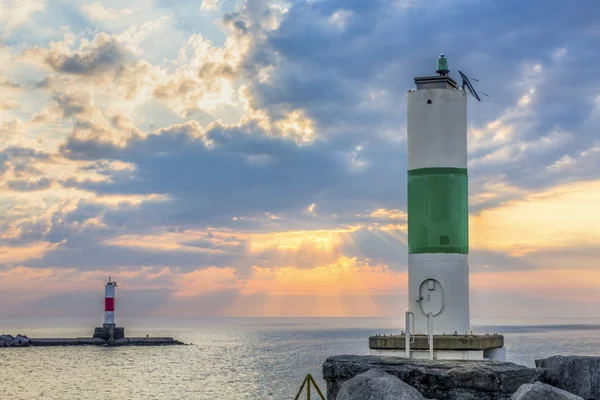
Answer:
[
  {"xmin": 0, "ymin": 335, "xmax": 14, "ymax": 347},
  {"xmin": 337, "ymin": 369, "xmax": 425, "ymax": 400},
  {"xmin": 536, "ymin": 355, "xmax": 600, "ymax": 399},
  {"xmin": 323, "ymin": 355, "xmax": 543, "ymax": 400},
  {"xmin": 15, "ymin": 334, "xmax": 30, "ymax": 346},
  {"xmin": 0, "ymin": 334, "xmax": 31, "ymax": 347},
  {"xmin": 510, "ymin": 381, "xmax": 583, "ymax": 400}
]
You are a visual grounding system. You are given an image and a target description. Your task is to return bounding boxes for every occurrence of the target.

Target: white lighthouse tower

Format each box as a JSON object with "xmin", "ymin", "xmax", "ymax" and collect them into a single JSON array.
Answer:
[
  {"xmin": 407, "ymin": 54, "xmax": 469, "ymax": 335},
  {"xmin": 93, "ymin": 277, "xmax": 125, "ymax": 343},
  {"xmin": 369, "ymin": 54, "xmax": 505, "ymax": 360},
  {"xmin": 104, "ymin": 277, "xmax": 117, "ymax": 326}
]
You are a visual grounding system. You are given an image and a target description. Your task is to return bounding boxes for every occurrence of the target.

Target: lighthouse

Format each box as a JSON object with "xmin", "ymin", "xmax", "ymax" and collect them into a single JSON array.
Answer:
[
  {"xmin": 104, "ymin": 277, "xmax": 117, "ymax": 326},
  {"xmin": 93, "ymin": 277, "xmax": 125, "ymax": 342},
  {"xmin": 406, "ymin": 54, "xmax": 469, "ymax": 335},
  {"xmin": 369, "ymin": 54, "xmax": 505, "ymax": 360}
]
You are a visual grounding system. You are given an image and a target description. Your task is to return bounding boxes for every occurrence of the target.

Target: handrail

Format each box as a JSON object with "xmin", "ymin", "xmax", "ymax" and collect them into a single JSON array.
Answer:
[
  {"xmin": 410, "ymin": 312, "xmax": 415, "ymax": 344},
  {"xmin": 427, "ymin": 312, "xmax": 433, "ymax": 360},
  {"xmin": 405, "ymin": 311, "xmax": 415, "ymax": 358},
  {"xmin": 293, "ymin": 373, "xmax": 326, "ymax": 400}
]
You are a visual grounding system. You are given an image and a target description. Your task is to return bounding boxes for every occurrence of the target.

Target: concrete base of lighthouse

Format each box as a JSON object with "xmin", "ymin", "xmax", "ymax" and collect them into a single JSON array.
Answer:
[
  {"xmin": 368, "ymin": 334, "xmax": 506, "ymax": 361},
  {"xmin": 93, "ymin": 325, "xmax": 125, "ymax": 341}
]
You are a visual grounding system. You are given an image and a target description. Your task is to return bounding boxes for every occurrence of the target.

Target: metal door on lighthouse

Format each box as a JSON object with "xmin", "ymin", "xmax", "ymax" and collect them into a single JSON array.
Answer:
[{"xmin": 418, "ymin": 278, "xmax": 444, "ymax": 316}]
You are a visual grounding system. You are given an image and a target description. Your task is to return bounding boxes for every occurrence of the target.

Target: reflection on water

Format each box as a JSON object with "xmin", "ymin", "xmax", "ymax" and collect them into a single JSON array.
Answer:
[{"xmin": 2, "ymin": 317, "xmax": 600, "ymax": 399}]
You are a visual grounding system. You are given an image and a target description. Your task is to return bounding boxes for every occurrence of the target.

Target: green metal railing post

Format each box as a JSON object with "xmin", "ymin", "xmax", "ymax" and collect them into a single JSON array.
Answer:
[
  {"xmin": 294, "ymin": 374, "xmax": 325, "ymax": 400},
  {"xmin": 293, "ymin": 378, "xmax": 307, "ymax": 400}
]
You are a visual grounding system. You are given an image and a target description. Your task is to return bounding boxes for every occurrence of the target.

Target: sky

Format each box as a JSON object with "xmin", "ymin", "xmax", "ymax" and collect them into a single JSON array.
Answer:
[{"xmin": 1, "ymin": 0, "xmax": 600, "ymax": 320}]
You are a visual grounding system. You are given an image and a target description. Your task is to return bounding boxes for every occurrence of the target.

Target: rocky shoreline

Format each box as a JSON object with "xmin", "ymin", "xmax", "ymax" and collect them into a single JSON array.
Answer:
[{"xmin": 323, "ymin": 355, "xmax": 600, "ymax": 400}]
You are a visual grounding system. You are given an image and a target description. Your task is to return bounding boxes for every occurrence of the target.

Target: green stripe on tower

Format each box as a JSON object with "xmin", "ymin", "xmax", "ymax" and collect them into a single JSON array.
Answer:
[{"xmin": 408, "ymin": 167, "xmax": 468, "ymax": 254}]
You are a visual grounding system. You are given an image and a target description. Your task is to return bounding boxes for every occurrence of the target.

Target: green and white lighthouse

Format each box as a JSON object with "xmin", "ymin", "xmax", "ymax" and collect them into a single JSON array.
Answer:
[
  {"xmin": 369, "ymin": 55, "xmax": 506, "ymax": 360},
  {"xmin": 407, "ymin": 54, "xmax": 470, "ymax": 335}
]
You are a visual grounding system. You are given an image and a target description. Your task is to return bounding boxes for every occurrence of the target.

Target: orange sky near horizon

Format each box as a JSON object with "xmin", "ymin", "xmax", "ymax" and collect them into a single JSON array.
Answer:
[{"xmin": 2, "ymin": 177, "xmax": 600, "ymax": 318}]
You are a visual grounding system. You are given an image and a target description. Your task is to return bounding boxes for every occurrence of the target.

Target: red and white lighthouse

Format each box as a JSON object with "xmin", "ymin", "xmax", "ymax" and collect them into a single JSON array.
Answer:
[
  {"xmin": 104, "ymin": 277, "xmax": 117, "ymax": 326},
  {"xmin": 93, "ymin": 277, "xmax": 124, "ymax": 342}
]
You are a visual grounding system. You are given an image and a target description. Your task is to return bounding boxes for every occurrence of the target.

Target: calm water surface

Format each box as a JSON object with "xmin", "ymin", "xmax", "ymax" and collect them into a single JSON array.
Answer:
[{"xmin": 2, "ymin": 317, "xmax": 600, "ymax": 399}]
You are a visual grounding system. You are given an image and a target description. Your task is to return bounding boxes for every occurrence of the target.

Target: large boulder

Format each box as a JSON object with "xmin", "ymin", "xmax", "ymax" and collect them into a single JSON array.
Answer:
[
  {"xmin": 1, "ymin": 334, "xmax": 16, "ymax": 347},
  {"xmin": 510, "ymin": 381, "xmax": 583, "ymax": 400},
  {"xmin": 337, "ymin": 369, "xmax": 425, "ymax": 400},
  {"xmin": 536, "ymin": 356, "xmax": 600, "ymax": 399},
  {"xmin": 323, "ymin": 355, "xmax": 543, "ymax": 400},
  {"xmin": 14, "ymin": 334, "xmax": 30, "ymax": 346},
  {"xmin": 0, "ymin": 334, "xmax": 31, "ymax": 347}
]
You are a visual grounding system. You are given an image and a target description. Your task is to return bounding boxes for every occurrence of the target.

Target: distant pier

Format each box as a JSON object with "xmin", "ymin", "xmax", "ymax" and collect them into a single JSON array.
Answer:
[
  {"xmin": 1, "ymin": 334, "xmax": 184, "ymax": 347},
  {"xmin": 29, "ymin": 337, "xmax": 184, "ymax": 346}
]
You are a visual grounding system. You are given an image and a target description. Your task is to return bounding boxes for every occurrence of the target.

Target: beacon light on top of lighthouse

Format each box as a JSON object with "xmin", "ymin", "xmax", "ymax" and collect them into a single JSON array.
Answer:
[
  {"xmin": 104, "ymin": 276, "xmax": 117, "ymax": 327},
  {"xmin": 407, "ymin": 53, "xmax": 469, "ymax": 335}
]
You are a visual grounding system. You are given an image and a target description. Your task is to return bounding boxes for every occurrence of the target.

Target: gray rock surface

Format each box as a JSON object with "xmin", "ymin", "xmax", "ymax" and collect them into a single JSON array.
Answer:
[
  {"xmin": 337, "ymin": 369, "xmax": 425, "ymax": 400},
  {"xmin": 536, "ymin": 355, "xmax": 600, "ymax": 400},
  {"xmin": 510, "ymin": 381, "xmax": 583, "ymax": 400},
  {"xmin": 0, "ymin": 334, "xmax": 30, "ymax": 347},
  {"xmin": 323, "ymin": 355, "xmax": 543, "ymax": 400}
]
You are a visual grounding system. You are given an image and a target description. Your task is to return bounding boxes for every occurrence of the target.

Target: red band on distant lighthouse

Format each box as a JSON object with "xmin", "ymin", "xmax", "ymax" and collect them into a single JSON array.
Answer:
[{"xmin": 105, "ymin": 297, "xmax": 115, "ymax": 312}]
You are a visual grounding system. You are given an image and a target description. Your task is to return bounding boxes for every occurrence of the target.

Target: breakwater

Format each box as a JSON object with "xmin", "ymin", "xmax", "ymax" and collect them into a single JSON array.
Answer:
[{"xmin": 1, "ymin": 334, "xmax": 184, "ymax": 347}]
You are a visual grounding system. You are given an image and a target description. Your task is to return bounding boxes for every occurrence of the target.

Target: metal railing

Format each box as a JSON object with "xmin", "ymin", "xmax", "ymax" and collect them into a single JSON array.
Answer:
[
  {"xmin": 427, "ymin": 312, "xmax": 433, "ymax": 360},
  {"xmin": 405, "ymin": 311, "xmax": 415, "ymax": 358},
  {"xmin": 293, "ymin": 374, "xmax": 326, "ymax": 400}
]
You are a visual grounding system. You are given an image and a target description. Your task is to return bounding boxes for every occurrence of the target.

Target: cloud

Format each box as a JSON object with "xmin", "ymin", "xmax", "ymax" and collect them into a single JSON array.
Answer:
[
  {"xmin": 81, "ymin": 3, "xmax": 133, "ymax": 20},
  {"xmin": 542, "ymin": 144, "xmax": 600, "ymax": 183},
  {"xmin": 0, "ymin": 100, "xmax": 20, "ymax": 111},
  {"xmin": 58, "ymin": 119, "xmax": 345, "ymax": 227},
  {"xmin": 201, "ymin": 0, "xmax": 223, "ymax": 11},
  {"xmin": 0, "ymin": 77, "xmax": 24, "ymax": 111},
  {"xmin": 0, "ymin": 241, "xmax": 59, "ymax": 264},
  {"xmin": 151, "ymin": 33, "xmax": 243, "ymax": 117},
  {"xmin": 0, "ymin": 255, "xmax": 407, "ymax": 317},
  {"xmin": 0, "ymin": 119, "xmax": 27, "ymax": 145},
  {"xmin": 471, "ymin": 180, "xmax": 600, "ymax": 256},
  {"xmin": 5, "ymin": 256, "xmax": 600, "ymax": 318},
  {"xmin": 18, "ymin": 16, "xmax": 252, "ymax": 123},
  {"xmin": 0, "ymin": 77, "xmax": 23, "ymax": 91},
  {"xmin": 0, "ymin": 146, "xmax": 53, "ymax": 178},
  {"xmin": 42, "ymin": 33, "xmax": 133, "ymax": 76},
  {"xmin": 6, "ymin": 177, "xmax": 53, "ymax": 191},
  {"xmin": 0, "ymin": 0, "xmax": 45, "ymax": 37}
]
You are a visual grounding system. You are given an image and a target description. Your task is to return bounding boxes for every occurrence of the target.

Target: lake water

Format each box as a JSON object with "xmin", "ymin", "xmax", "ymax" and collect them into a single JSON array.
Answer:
[{"xmin": 2, "ymin": 317, "xmax": 600, "ymax": 399}]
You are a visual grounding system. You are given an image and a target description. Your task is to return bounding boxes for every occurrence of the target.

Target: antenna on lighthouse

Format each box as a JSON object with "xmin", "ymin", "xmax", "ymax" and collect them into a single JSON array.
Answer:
[{"xmin": 458, "ymin": 70, "xmax": 489, "ymax": 101}]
